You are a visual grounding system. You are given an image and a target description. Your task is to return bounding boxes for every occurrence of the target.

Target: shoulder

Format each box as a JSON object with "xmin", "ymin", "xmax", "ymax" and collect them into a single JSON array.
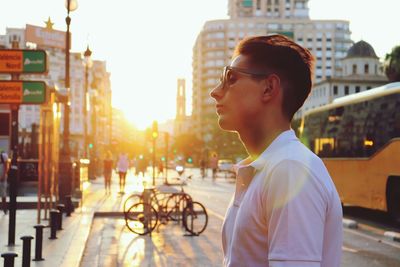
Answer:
[{"xmin": 258, "ymin": 142, "xmax": 335, "ymax": 199}]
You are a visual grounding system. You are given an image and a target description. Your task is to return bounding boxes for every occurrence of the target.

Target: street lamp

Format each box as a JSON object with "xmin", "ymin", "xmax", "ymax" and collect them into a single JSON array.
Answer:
[
  {"xmin": 59, "ymin": 0, "xmax": 78, "ymax": 205},
  {"xmin": 83, "ymin": 45, "xmax": 92, "ymax": 159}
]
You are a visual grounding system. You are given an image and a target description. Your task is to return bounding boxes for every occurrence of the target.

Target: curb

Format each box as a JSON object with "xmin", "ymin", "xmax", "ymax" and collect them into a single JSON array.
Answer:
[
  {"xmin": 342, "ymin": 218, "xmax": 358, "ymax": 229},
  {"xmin": 384, "ymin": 231, "xmax": 400, "ymax": 242}
]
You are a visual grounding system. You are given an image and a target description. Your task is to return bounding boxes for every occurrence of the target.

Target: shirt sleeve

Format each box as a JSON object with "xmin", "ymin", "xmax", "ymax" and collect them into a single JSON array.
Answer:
[{"xmin": 262, "ymin": 159, "xmax": 327, "ymax": 264}]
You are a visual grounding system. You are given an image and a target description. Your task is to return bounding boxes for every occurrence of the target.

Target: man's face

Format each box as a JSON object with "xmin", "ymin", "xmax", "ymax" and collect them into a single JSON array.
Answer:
[{"xmin": 210, "ymin": 55, "xmax": 267, "ymax": 132}]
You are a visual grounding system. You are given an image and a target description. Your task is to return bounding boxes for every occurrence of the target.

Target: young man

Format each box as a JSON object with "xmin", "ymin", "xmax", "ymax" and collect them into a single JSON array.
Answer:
[
  {"xmin": 210, "ymin": 35, "xmax": 342, "ymax": 267},
  {"xmin": 0, "ymin": 150, "xmax": 9, "ymax": 214}
]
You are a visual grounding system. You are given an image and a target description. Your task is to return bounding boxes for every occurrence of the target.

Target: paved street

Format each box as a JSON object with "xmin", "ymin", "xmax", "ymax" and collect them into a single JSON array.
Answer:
[
  {"xmin": 1, "ymin": 168, "xmax": 400, "ymax": 266},
  {"xmin": 80, "ymin": 168, "xmax": 400, "ymax": 267}
]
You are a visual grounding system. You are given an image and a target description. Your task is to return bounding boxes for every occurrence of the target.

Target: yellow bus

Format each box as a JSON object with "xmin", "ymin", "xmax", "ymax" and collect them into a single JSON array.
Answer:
[{"xmin": 295, "ymin": 82, "xmax": 400, "ymax": 221}]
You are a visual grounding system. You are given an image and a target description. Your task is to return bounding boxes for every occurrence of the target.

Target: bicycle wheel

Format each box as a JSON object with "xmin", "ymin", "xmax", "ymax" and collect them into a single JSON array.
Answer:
[
  {"xmin": 125, "ymin": 202, "xmax": 158, "ymax": 235},
  {"xmin": 182, "ymin": 201, "xmax": 208, "ymax": 235},
  {"xmin": 123, "ymin": 193, "xmax": 142, "ymax": 215},
  {"xmin": 166, "ymin": 193, "xmax": 190, "ymax": 221}
]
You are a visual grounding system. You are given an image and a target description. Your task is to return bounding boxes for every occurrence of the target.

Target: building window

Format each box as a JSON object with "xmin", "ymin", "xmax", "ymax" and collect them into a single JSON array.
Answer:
[
  {"xmin": 364, "ymin": 64, "xmax": 369, "ymax": 74},
  {"xmin": 333, "ymin": 85, "xmax": 338, "ymax": 95},
  {"xmin": 355, "ymin": 86, "xmax": 360, "ymax": 93},
  {"xmin": 352, "ymin": 64, "xmax": 357, "ymax": 74},
  {"xmin": 345, "ymin": 86, "xmax": 349, "ymax": 95}
]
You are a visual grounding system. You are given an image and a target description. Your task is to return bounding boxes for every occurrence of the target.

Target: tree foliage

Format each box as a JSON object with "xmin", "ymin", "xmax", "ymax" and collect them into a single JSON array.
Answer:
[{"xmin": 384, "ymin": 45, "xmax": 400, "ymax": 82}]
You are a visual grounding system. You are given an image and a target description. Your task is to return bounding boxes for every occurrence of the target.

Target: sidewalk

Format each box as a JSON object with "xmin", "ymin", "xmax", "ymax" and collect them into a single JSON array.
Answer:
[{"xmin": 0, "ymin": 172, "xmax": 171, "ymax": 267}]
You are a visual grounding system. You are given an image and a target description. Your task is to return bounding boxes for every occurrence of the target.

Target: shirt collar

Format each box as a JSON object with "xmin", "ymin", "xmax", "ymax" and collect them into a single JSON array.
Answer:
[{"xmin": 249, "ymin": 129, "xmax": 298, "ymax": 171}]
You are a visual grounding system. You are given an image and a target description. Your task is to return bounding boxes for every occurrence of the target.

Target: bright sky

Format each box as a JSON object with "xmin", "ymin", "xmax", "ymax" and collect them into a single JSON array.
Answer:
[{"xmin": 1, "ymin": 0, "xmax": 399, "ymax": 129}]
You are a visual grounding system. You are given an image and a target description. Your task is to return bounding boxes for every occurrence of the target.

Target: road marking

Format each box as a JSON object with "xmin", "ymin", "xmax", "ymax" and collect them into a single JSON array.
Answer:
[
  {"xmin": 344, "ymin": 228, "xmax": 400, "ymax": 249},
  {"xmin": 342, "ymin": 246, "xmax": 358, "ymax": 253},
  {"xmin": 207, "ymin": 208, "xmax": 225, "ymax": 221}
]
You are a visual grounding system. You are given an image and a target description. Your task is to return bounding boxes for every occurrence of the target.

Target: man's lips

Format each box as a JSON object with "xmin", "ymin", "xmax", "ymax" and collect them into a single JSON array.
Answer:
[{"xmin": 216, "ymin": 104, "xmax": 224, "ymax": 113}]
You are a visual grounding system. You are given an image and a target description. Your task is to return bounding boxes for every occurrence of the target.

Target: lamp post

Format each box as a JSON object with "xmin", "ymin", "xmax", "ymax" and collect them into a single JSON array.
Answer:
[
  {"xmin": 59, "ymin": 0, "xmax": 78, "ymax": 204},
  {"xmin": 83, "ymin": 46, "xmax": 92, "ymax": 159}
]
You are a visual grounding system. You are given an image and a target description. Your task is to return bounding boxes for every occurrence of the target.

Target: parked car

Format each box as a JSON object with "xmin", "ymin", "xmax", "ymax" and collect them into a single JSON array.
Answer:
[{"xmin": 217, "ymin": 159, "xmax": 235, "ymax": 178}]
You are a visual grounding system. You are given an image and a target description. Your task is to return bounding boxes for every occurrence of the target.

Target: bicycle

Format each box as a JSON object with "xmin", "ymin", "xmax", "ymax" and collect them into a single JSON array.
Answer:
[{"xmin": 124, "ymin": 184, "xmax": 208, "ymax": 236}]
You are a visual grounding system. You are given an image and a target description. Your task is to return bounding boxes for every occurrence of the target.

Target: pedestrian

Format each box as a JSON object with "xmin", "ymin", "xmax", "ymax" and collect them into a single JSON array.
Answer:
[
  {"xmin": 209, "ymin": 154, "xmax": 218, "ymax": 180},
  {"xmin": 157, "ymin": 159, "xmax": 164, "ymax": 177},
  {"xmin": 116, "ymin": 152, "xmax": 129, "ymax": 194},
  {"xmin": 103, "ymin": 151, "xmax": 113, "ymax": 195},
  {"xmin": 199, "ymin": 158, "xmax": 206, "ymax": 178},
  {"xmin": 210, "ymin": 35, "xmax": 342, "ymax": 266},
  {"xmin": 0, "ymin": 150, "xmax": 9, "ymax": 214}
]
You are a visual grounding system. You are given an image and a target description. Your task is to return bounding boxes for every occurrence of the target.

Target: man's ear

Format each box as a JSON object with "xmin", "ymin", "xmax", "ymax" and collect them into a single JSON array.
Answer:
[{"xmin": 262, "ymin": 74, "xmax": 280, "ymax": 102}]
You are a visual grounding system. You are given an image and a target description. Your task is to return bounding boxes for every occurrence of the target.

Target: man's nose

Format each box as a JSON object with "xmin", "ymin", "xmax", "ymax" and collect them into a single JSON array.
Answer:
[{"xmin": 210, "ymin": 82, "xmax": 223, "ymax": 100}]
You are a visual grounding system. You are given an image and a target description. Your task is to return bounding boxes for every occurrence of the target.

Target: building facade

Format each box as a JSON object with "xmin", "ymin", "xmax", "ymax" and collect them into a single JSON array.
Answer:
[
  {"xmin": 192, "ymin": 0, "xmax": 352, "ymax": 156},
  {"xmin": 299, "ymin": 40, "xmax": 388, "ymax": 116},
  {"xmin": 0, "ymin": 24, "xmax": 112, "ymax": 158}
]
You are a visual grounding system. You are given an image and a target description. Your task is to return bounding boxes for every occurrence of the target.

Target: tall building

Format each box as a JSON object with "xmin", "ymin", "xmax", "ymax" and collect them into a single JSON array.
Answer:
[
  {"xmin": 228, "ymin": 0, "xmax": 309, "ymax": 19},
  {"xmin": 174, "ymin": 79, "xmax": 191, "ymax": 137},
  {"xmin": 192, "ymin": 0, "xmax": 352, "ymax": 154}
]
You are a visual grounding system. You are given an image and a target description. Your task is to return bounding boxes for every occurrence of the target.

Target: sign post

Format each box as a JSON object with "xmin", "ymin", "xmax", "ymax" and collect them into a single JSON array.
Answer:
[{"xmin": 0, "ymin": 45, "xmax": 47, "ymax": 246}]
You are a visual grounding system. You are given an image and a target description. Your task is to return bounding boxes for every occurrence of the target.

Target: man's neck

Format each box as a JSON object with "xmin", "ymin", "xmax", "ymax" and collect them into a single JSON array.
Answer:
[{"xmin": 239, "ymin": 123, "xmax": 290, "ymax": 160}]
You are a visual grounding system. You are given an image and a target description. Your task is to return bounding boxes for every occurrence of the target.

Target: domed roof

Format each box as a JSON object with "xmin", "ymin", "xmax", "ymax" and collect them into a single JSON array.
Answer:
[{"xmin": 345, "ymin": 40, "xmax": 378, "ymax": 58}]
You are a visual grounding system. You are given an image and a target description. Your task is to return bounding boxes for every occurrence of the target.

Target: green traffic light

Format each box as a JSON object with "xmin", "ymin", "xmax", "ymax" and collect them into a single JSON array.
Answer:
[
  {"xmin": 89, "ymin": 143, "xmax": 93, "ymax": 149},
  {"xmin": 187, "ymin": 157, "xmax": 193, "ymax": 163}
]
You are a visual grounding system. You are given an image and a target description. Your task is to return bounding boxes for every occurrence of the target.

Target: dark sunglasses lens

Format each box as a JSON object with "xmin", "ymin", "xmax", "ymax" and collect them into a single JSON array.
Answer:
[{"xmin": 220, "ymin": 68, "xmax": 225, "ymax": 83}]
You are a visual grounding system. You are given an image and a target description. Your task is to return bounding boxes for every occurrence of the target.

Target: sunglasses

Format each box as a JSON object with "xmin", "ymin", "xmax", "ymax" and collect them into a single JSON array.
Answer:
[{"xmin": 219, "ymin": 66, "xmax": 270, "ymax": 88}]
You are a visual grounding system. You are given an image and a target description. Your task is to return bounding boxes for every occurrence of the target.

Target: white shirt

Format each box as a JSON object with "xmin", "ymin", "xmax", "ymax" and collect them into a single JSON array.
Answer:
[
  {"xmin": 117, "ymin": 154, "xmax": 129, "ymax": 172},
  {"xmin": 222, "ymin": 130, "xmax": 342, "ymax": 267}
]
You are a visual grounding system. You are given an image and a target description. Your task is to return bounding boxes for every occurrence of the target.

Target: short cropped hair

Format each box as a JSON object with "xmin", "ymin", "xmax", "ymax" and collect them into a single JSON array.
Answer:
[{"xmin": 233, "ymin": 35, "xmax": 314, "ymax": 120}]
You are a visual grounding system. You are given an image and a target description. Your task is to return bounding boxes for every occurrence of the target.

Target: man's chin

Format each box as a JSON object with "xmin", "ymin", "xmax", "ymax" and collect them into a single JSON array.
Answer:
[{"xmin": 218, "ymin": 117, "xmax": 236, "ymax": 131}]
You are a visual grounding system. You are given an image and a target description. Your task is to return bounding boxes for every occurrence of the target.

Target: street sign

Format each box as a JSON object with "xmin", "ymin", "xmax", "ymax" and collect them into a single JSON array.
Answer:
[
  {"xmin": 0, "ymin": 81, "xmax": 46, "ymax": 104},
  {"xmin": 0, "ymin": 49, "xmax": 47, "ymax": 73}
]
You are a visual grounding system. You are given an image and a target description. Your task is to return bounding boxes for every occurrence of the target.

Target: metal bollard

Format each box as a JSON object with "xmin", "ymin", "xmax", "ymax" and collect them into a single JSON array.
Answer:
[
  {"xmin": 1, "ymin": 252, "xmax": 18, "ymax": 267},
  {"xmin": 20, "ymin": 236, "xmax": 34, "ymax": 267},
  {"xmin": 33, "ymin": 225, "xmax": 45, "ymax": 261},
  {"xmin": 56, "ymin": 204, "xmax": 65, "ymax": 230},
  {"xmin": 65, "ymin": 195, "xmax": 73, "ymax": 216},
  {"xmin": 49, "ymin": 210, "xmax": 60, "ymax": 239}
]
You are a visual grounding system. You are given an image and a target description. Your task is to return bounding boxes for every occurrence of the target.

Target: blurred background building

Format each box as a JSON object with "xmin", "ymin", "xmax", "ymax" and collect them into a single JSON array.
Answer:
[
  {"xmin": 300, "ymin": 40, "xmax": 388, "ymax": 115},
  {"xmin": 192, "ymin": 0, "xmax": 357, "ymax": 160},
  {"xmin": 0, "ymin": 23, "xmax": 112, "ymax": 160}
]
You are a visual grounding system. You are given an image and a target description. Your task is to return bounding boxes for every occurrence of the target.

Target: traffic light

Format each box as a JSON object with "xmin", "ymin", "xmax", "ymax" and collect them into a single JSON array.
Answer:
[
  {"xmin": 89, "ymin": 143, "xmax": 93, "ymax": 149},
  {"xmin": 187, "ymin": 156, "xmax": 193, "ymax": 164},
  {"xmin": 161, "ymin": 156, "xmax": 166, "ymax": 162},
  {"xmin": 152, "ymin": 120, "xmax": 158, "ymax": 139}
]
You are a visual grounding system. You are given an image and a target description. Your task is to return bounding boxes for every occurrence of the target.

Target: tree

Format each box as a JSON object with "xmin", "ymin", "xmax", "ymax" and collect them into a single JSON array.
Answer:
[
  {"xmin": 384, "ymin": 45, "xmax": 400, "ymax": 82},
  {"xmin": 172, "ymin": 133, "xmax": 203, "ymax": 161}
]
